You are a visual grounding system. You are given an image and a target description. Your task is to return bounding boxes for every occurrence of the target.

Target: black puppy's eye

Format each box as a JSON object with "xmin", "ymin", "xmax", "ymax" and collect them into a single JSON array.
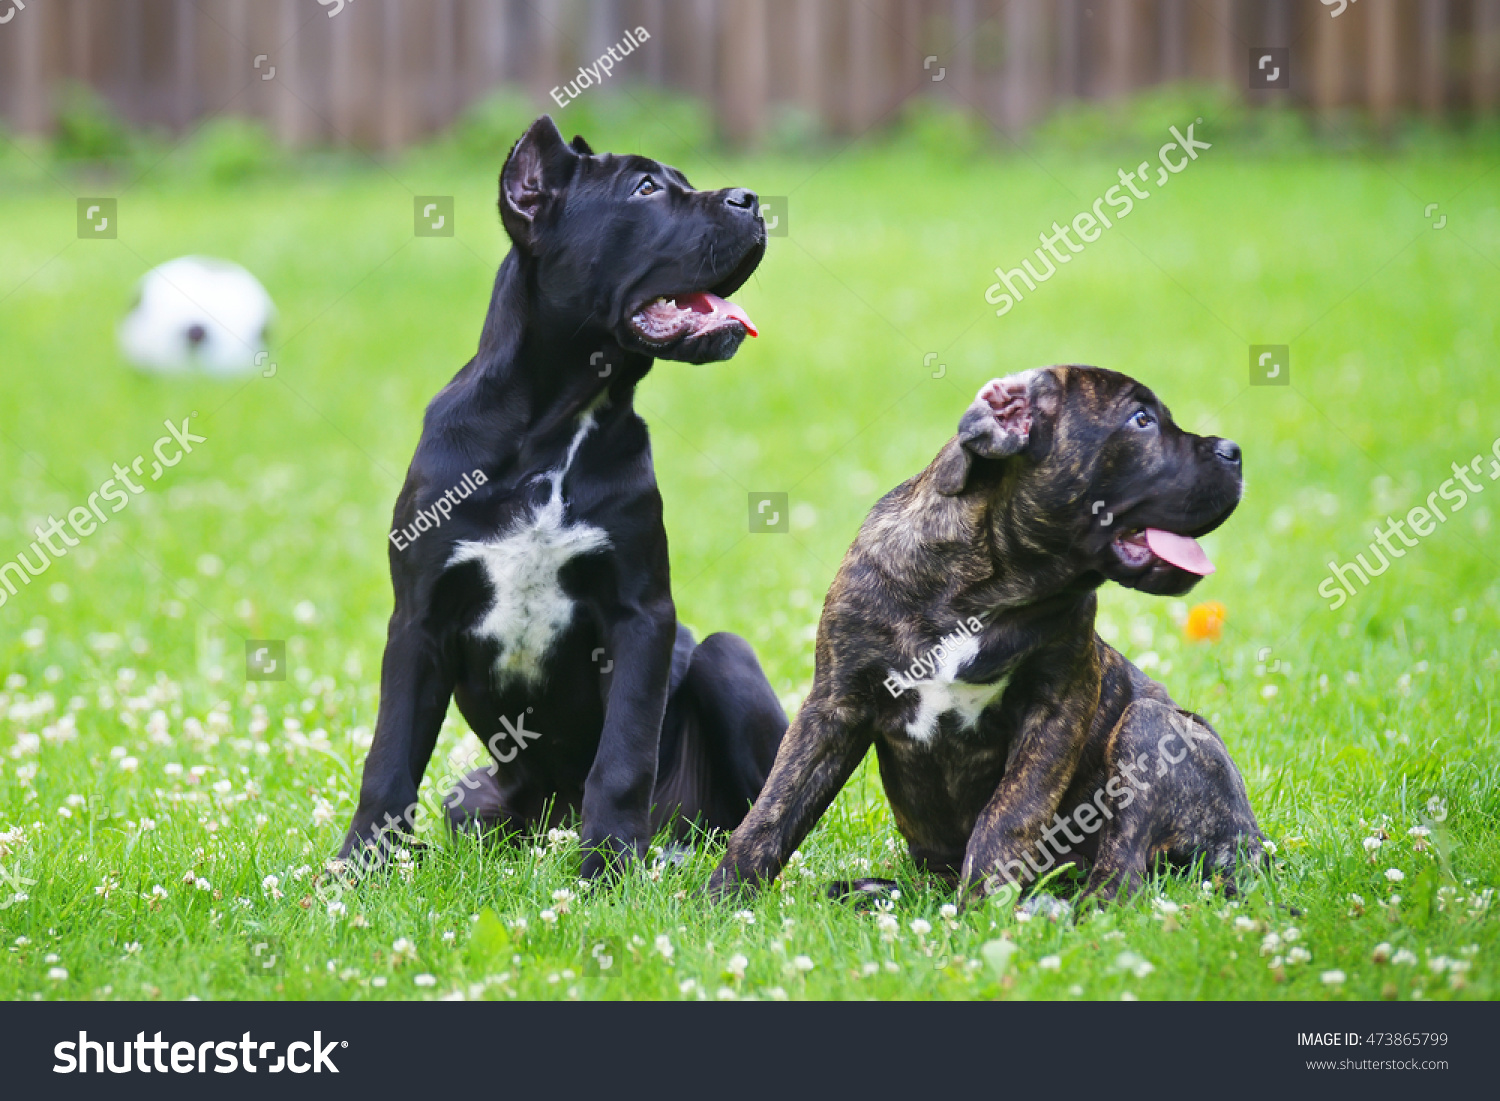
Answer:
[
  {"xmin": 1129, "ymin": 409, "xmax": 1156, "ymax": 430},
  {"xmin": 633, "ymin": 176, "xmax": 660, "ymax": 197}
]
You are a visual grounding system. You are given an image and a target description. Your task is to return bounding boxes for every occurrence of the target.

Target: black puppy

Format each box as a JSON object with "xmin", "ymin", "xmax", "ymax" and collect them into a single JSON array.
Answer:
[
  {"xmin": 710, "ymin": 367, "xmax": 1263, "ymax": 904},
  {"xmin": 340, "ymin": 117, "xmax": 787, "ymax": 878}
]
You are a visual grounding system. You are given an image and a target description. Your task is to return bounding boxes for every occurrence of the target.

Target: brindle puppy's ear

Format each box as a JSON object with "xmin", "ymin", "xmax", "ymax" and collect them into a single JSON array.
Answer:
[
  {"xmin": 933, "ymin": 373, "xmax": 1036, "ymax": 496},
  {"xmin": 499, "ymin": 116, "xmax": 577, "ymax": 252}
]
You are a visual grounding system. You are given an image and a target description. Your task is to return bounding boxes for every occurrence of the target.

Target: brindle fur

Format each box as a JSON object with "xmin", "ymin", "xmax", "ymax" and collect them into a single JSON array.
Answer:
[{"xmin": 709, "ymin": 366, "xmax": 1264, "ymax": 904}]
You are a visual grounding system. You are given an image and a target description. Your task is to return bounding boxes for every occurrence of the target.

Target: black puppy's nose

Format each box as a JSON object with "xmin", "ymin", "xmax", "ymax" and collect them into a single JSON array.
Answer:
[
  {"xmin": 725, "ymin": 187, "xmax": 758, "ymax": 211},
  {"xmin": 1213, "ymin": 438, "xmax": 1242, "ymax": 465}
]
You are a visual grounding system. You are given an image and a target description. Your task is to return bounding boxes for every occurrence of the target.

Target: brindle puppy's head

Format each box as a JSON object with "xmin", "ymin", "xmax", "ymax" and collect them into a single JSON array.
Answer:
[
  {"xmin": 499, "ymin": 116, "xmax": 766, "ymax": 364},
  {"xmin": 931, "ymin": 366, "xmax": 1242, "ymax": 596}
]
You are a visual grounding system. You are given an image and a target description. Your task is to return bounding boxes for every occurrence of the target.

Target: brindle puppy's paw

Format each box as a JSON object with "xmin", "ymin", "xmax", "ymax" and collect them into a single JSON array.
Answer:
[{"xmin": 826, "ymin": 878, "xmax": 901, "ymax": 906}]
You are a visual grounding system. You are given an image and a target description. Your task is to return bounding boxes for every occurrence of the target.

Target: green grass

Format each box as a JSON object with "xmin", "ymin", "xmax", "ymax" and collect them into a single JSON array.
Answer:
[{"xmin": 1, "ymin": 93, "xmax": 1498, "ymax": 1001}]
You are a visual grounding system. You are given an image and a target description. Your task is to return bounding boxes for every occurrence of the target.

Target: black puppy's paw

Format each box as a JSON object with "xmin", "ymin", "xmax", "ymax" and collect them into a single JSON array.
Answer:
[{"xmin": 579, "ymin": 830, "xmax": 646, "ymax": 881}]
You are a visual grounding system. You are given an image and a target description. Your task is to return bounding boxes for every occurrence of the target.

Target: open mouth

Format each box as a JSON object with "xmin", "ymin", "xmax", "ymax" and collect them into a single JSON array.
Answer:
[
  {"xmin": 1110, "ymin": 528, "xmax": 1215, "ymax": 576},
  {"xmin": 626, "ymin": 238, "xmax": 763, "ymax": 348},
  {"xmin": 628, "ymin": 291, "xmax": 757, "ymax": 345}
]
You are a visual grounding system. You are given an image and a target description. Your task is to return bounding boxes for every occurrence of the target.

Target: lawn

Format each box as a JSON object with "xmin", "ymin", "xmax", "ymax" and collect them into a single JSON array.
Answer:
[{"xmin": 1, "ymin": 92, "xmax": 1498, "ymax": 1001}]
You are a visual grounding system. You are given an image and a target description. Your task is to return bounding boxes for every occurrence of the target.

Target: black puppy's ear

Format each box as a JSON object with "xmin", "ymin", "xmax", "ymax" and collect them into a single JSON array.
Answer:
[
  {"xmin": 933, "ymin": 372, "xmax": 1037, "ymax": 496},
  {"xmin": 569, "ymin": 134, "xmax": 594, "ymax": 155},
  {"xmin": 499, "ymin": 116, "xmax": 576, "ymax": 250}
]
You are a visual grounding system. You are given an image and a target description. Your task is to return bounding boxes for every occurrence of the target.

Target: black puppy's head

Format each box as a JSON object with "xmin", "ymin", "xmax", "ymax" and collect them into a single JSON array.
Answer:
[
  {"xmin": 499, "ymin": 116, "xmax": 766, "ymax": 364},
  {"xmin": 931, "ymin": 365, "xmax": 1243, "ymax": 597}
]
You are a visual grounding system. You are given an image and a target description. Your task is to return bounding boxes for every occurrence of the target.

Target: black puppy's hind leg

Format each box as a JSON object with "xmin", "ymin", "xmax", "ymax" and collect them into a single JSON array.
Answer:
[
  {"xmin": 658, "ymin": 631, "xmax": 788, "ymax": 833},
  {"xmin": 707, "ymin": 695, "xmax": 870, "ymax": 900}
]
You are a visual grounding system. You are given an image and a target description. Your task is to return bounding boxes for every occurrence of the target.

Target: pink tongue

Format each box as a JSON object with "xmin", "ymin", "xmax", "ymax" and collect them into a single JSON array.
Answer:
[
  {"xmin": 675, "ymin": 292, "xmax": 757, "ymax": 337},
  {"xmin": 1145, "ymin": 528, "xmax": 1215, "ymax": 576}
]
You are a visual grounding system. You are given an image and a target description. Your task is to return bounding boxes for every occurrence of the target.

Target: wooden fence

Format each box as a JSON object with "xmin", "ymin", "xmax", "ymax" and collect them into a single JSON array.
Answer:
[{"xmin": 2, "ymin": 0, "xmax": 1497, "ymax": 149}]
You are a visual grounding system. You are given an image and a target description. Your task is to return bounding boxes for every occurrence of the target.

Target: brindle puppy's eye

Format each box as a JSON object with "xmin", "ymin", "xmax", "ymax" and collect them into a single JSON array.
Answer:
[
  {"xmin": 633, "ymin": 177, "xmax": 660, "ymax": 197},
  {"xmin": 1129, "ymin": 409, "xmax": 1156, "ymax": 430}
]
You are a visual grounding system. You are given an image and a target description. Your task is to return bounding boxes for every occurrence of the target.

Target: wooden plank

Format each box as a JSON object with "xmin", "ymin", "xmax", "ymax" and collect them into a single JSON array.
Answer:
[
  {"xmin": 1366, "ymin": 0, "xmax": 1399, "ymax": 128},
  {"xmin": 1002, "ymin": 0, "xmax": 1047, "ymax": 130},
  {"xmin": 1418, "ymin": 0, "xmax": 1447, "ymax": 117},
  {"xmin": 173, "ymin": 0, "xmax": 194, "ymax": 129},
  {"xmin": 381, "ymin": 0, "xmax": 406, "ymax": 151},
  {"xmin": 13, "ymin": 0, "xmax": 52, "ymax": 133},
  {"xmin": 1478, "ymin": 0, "xmax": 1500, "ymax": 113},
  {"xmin": 794, "ymin": 0, "xmax": 823, "ymax": 118},
  {"xmin": 1055, "ymin": 0, "xmax": 1079, "ymax": 99},
  {"xmin": 1312, "ymin": 0, "xmax": 1343, "ymax": 115},
  {"xmin": 1105, "ymin": 0, "xmax": 1139, "ymax": 99},
  {"xmin": 718, "ymin": 0, "xmax": 767, "ymax": 145},
  {"xmin": 848, "ymin": 0, "xmax": 880, "ymax": 131},
  {"xmin": 1159, "ymin": 0, "xmax": 1186, "ymax": 82}
]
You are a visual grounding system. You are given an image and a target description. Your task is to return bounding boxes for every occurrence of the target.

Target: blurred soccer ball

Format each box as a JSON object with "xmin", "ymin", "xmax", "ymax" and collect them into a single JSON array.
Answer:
[{"xmin": 118, "ymin": 256, "xmax": 275, "ymax": 376}]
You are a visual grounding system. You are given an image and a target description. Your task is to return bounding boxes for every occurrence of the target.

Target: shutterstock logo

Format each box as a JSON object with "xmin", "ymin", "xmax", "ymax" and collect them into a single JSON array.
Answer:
[{"xmin": 54, "ymin": 1031, "xmax": 344, "ymax": 1074}]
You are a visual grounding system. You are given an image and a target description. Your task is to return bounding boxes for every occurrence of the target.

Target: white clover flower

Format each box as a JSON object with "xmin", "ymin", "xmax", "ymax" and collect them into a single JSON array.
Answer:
[
  {"xmin": 1320, "ymin": 970, "xmax": 1346, "ymax": 985},
  {"xmin": 539, "ymin": 908, "xmax": 558, "ymax": 924},
  {"xmin": 1287, "ymin": 947, "xmax": 1311, "ymax": 965},
  {"xmin": 939, "ymin": 904, "xmax": 958, "ymax": 921},
  {"xmin": 1234, "ymin": 917, "xmax": 1257, "ymax": 932},
  {"xmin": 725, "ymin": 953, "xmax": 749, "ymax": 980},
  {"xmin": 194, "ymin": 877, "xmax": 211, "ymax": 892},
  {"xmin": 1362, "ymin": 836, "xmax": 1382, "ymax": 854},
  {"xmin": 792, "ymin": 955, "xmax": 814, "ymax": 973},
  {"xmin": 1391, "ymin": 948, "xmax": 1418, "ymax": 966},
  {"xmin": 1371, "ymin": 942, "xmax": 1392, "ymax": 963},
  {"xmin": 909, "ymin": 918, "xmax": 932, "ymax": 936},
  {"xmin": 1260, "ymin": 932, "xmax": 1282, "ymax": 956},
  {"xmin": 654, "ymin": 934, "xmax": 674, "ymax": 960},
  {"xmin": 875, "ymin": 913, "xmax": 899, "ymax": 942},
  {"xmin": 734, "ymin": 909, "xmax": 756, "ymax": 925},
  {"xmin": 47, "ymin": 967, "xmax": 68, "ymax": 981},
  {"xmin": 413, "ymin": 973, "xmax": 436, "ymax": 987},
  {"xmin": 391, "ymin": 938, "xmax": 418, "ymax": 965},
  {"xmin": 119, "ymin": 756, "xmax": 139, "ymax": 772},
  {"xmin": 1038, "ymin": 955, "xmax": 1061, "ymax": 971},
  {"xmin": 1384, "ymin": 868, "xmax": 1405, "ymax": 883}
]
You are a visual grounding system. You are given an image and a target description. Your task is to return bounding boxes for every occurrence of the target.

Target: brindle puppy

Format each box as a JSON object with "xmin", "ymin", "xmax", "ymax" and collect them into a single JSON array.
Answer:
[{"xmin": 709, "ymin": 366, "xmax": 1264, "ymax": 904}]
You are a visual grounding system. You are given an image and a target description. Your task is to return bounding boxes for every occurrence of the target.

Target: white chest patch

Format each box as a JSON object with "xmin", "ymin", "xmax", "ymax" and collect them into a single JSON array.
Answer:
[
  {"xmin": 448, "ymin": 413, "xmax": 609, "ymax": 687},
  {"xmin": 895, "ymin": 635, "xmax": 1010, "ymax": 744}
]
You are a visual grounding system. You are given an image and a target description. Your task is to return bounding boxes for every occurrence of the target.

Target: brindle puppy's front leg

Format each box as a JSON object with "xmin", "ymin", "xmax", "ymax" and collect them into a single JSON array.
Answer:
[
  {"xmin": 959, "ymin": 653, "xmax": 1101, "ymax": 903},
  {"xmin": 708, "ymin": 696, "xmax": 870, "ymax": 900}
]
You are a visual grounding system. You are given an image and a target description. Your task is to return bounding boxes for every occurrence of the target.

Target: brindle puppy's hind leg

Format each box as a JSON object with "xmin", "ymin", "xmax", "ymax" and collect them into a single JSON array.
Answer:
[{"xmin": 1083, "ymin": 699, "xmax": 1264, "ymax": 904}]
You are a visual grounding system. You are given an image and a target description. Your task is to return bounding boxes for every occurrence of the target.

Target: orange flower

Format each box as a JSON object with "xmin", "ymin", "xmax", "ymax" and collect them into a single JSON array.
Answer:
[{"xmin": 1184, "ymin": 601, "xmax": 1226, "ymax": 643}]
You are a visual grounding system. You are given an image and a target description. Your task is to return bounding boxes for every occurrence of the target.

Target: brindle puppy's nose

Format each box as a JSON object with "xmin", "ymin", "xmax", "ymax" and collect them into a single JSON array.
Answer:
[
  {"xmin": 1213, "ymin": 438, "xmax": 1242, "ymax": 465},
  {"xmin": 725, "ymin": 187, "xmax": 758, "ymax": 211}
]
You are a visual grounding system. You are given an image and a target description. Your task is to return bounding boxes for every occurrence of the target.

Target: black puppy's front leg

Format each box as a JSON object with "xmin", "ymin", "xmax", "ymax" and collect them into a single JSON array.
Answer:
[
  {"xmin": 339, "ymin": 618, "xmax": 453, "ymax": 864},
  {"xmin": 579, "ymin": 602, "xmax": 676, "ymax": 878}
]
